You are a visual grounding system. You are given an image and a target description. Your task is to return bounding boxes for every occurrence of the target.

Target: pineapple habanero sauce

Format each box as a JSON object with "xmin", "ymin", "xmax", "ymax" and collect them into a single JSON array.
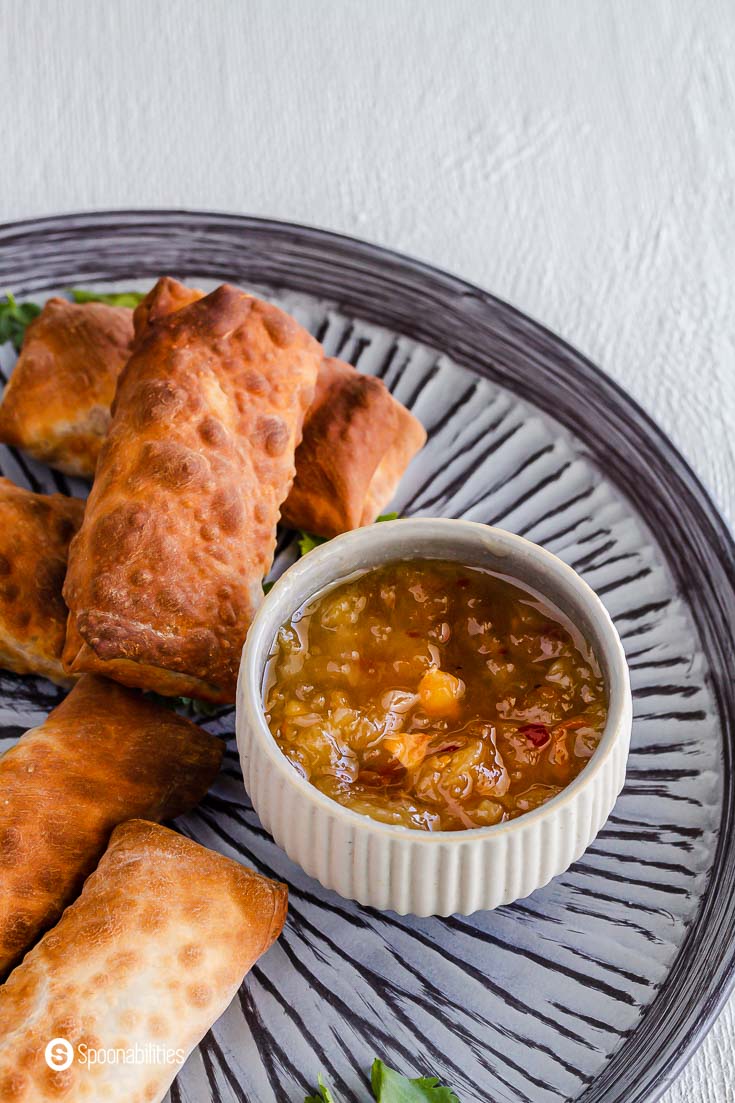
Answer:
[{"xmin": 264, "ymin": 560, "xmax": 607, "ymax": 831}]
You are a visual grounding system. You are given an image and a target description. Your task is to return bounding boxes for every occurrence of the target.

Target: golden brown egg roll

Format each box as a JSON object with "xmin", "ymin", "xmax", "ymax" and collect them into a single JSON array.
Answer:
[
  {"xmin": 0, "ymin": 297, "xmax": 134, "ymax": 476},
  {"xmin": 0, "ymin": 820, "xmax": 287, "ymax": 1103},
  {"xmin": 0, "ymin": 675, "xmax": 223, "ymax": 977},
  {"xmin": 136, "ymin": 278, "xmax": 427, "ymax": 537},
  {"xmin": 0, "ymin": 477, "xmax": 84, "ymax": 685},
  {"xmin": 63, "ymin": 284, "xmax": 321, "ymax": 701},
  {"xmin": 282, "ymin": 355, "xmax": 427, "ymax": 536}
]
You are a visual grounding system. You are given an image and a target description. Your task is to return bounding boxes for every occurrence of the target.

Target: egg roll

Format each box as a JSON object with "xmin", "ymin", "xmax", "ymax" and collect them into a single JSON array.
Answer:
[
  {"xmin": 0, "ymin": 819, "xmax": 287, "ymax": 1103},
  {"xmin": 63, "ymin": 284, "xmax": 321, "ymax": 701},
  {"xmin": 0, "ymin": 297, "xmax": 134, "ymax": 476},
  {"xmin": 136, "ymin": 278, "xmax": 428, "ymax": 537},
  {"xmin": 0, "ymin": 477, "xmax": 84, "ymax": 685},
  {"xmin": 0, "ymin": 675, "xmax": 223, "ymax": 976},
  {"xmin": 282, "ymin": 354, "xmax": 427, "ymax": 536}
]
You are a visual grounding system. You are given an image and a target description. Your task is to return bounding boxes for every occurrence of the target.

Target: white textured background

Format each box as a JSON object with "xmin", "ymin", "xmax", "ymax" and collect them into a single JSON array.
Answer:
[{"xmin": 2, "ymin": 1, "xmax": 734, "ymax": 1099}]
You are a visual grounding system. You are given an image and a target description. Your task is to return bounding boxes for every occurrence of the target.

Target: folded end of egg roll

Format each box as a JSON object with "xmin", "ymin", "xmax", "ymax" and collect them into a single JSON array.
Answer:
[
  {"xmin": 0, "ymin": 820, "xmax": 287, "ymax": 1103},
  {"xmin": 132, "ymin": 275, "xmax": 204, "ymax": 342},
  {"xmin": 0, "ymin": 297, "xmax": 134, "ymax": 477},
  {"xmin": 62, "ymin": 611, "xmax": 233, "ymax": 702}
]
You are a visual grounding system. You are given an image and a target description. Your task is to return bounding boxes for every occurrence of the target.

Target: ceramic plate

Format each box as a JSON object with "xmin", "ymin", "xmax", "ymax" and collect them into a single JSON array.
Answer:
[{"xmin": 1, "ymin": 211, "xmax": 734, "ymax": 1103}]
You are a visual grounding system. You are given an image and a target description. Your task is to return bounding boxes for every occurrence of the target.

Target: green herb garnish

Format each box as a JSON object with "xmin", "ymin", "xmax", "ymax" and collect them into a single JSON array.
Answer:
[
  {"xmin": 305, "ymin": 1073, "xmax": 336, "ymax": 1103},
  {"xmin": 0, "ymin": 293, "xmax": 41, "ymax": 351},
  {"xmin": 70, "ymin": 288, "xmax": 146, "ymax": 308},
  {"xmin": 297, "ymin": 530, "xmax": 329, "ymax": 556},
  {"xmin": 371, "ymin": 1059, "xmax": 460, "ymax": 1102},
  {"xmin": 305, "ymin": 1060, "xmax": 459, "ymax": 1103},
  {"xmin": 296, "ymin": 514, "xmax": 399, "ymax": 559}
]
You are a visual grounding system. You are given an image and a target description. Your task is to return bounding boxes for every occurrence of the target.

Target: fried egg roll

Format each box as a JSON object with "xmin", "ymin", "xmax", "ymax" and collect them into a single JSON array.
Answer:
[
  {"xmin": 0, "ymin": 675, "xmax": 223, "ymax": 976},
  {"xmin": 63, "ymin": 284, "xmax": 321, "ymax": 701},
  {"xmin": 282, "ymin": 355, "xmax": 427, "ymax": 536},
  {"xmin": 0, "ymin": 477, "xmax": 84, "ymax": 685},
  {"xmin": 0, "ymin": 820, "xmax": 287, "ymax": 1103},
  {"xmin": 136, "ymin": 278, "xmax": 427, "ymax": 537},
  {"xmin": 0, "ymin": 297, "xmax": 134, "ymax": 476}
]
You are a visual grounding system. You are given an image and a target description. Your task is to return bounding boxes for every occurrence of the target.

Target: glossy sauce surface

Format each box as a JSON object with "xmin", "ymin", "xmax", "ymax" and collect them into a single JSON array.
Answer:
[{"xmin": 264, "ymin": 559, "xmax": 607, "ymax": 831}]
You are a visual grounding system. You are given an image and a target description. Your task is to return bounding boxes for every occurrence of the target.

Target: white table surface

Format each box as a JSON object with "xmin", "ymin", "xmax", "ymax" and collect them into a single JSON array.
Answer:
[{"xmin": 2, "ymin": 0, "xmax": 734, "ymax": 1098}]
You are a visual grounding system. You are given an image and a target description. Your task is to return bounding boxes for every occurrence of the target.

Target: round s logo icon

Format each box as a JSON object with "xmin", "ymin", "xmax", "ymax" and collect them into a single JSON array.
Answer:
[{"xmin": 44, "ymin": 1037, "xmax": 74, "ymax": 1071}]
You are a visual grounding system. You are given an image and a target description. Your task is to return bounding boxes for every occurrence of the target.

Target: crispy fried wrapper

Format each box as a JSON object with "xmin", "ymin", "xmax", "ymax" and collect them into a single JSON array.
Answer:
[
  {"xmin": 0, "ymin": 297, "xmax": 134, "ymax": 476},
  {"xmin": 132, "ymin": 274, "xmax": 204, "ymax": 337},
  {"xmin": 283, "ymin": 355, "xmax": 427, "ymax": 536},
  {"xmin": 0, "ymin": 477, "xmax": 84, "ymax": 684},
  {"xmin": 136, "ymin": 279, "xmax": 427, "ymax": 536},
  {"xmin": 0, "ymin": 675, "xmax": 223, "ymax": 976},
  {"xmin": 63, "ymin": 284, "xmax": 321, "ymax": 701},
  {"xmin": 0, "ymin": 820, "xmax": 287, "ymax": 1103}
]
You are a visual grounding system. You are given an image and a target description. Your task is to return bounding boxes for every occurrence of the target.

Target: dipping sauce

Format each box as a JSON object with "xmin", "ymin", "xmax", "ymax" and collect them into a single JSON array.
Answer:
[{"xmin": 264, "ymin": 559, "xmax": 607, "ymax": 831}]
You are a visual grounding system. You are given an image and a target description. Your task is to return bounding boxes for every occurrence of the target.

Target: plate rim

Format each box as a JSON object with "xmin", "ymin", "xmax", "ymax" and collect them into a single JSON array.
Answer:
[{"xmin": 1, "ymin": 207, "xmax": 734, "ymax": 1103}]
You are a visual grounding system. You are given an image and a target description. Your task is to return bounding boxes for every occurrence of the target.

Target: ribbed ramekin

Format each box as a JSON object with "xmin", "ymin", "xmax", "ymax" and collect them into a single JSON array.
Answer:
[{"xmin": 236, "ymin": 519, "xmax": 632, "ymax": 916}]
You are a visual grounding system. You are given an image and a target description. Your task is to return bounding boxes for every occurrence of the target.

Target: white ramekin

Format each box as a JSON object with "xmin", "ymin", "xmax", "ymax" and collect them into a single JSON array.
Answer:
[{"xmin": 236, "ymin": 518, "xmax": 632, "ymax": 917}]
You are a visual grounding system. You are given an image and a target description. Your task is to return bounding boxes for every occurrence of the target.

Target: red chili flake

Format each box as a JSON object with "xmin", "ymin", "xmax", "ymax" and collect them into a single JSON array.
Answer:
[
  {"xmin": 520, "ymin": 723, "xmax": 550, "ymax": 748},
  {"xmin": 406, "ymin": 630, "xmax": 420, "ymax": 638},
  {"xmin": 456, "ymin": 577, "xmax": 470, "ymax": 589}
]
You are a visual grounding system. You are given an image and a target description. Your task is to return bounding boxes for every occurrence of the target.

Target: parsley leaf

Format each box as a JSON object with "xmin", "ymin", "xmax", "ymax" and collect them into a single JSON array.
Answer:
[
  {"xmin": 70, "ymin": 288, "xmax": 145, "ymax": 308},
  {"xmin": 371, "ymin": 1060, "xmax": 460, "ymax": 1103},
  {"xmin": 297, "ymin": 530, "xmax": 328, "ymax": 556},
  {"xmin": 305, "ymin": 1062, "xmax": 460, "ymax": 1103},
  {"xmin": 296, "ymin": 514, "xmax": 399, "ymax": 559},
  {"xmin": 305, "ymin": 1073, "xmax": 337, "ymax": 1103},
  {"xmin": 0, "ymin": 293, "xmax": 41, "ymax": 351}
]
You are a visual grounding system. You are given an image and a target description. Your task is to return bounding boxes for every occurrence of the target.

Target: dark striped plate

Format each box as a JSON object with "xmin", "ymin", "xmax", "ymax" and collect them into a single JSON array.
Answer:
[{"xmin": 1, "ymin": 211, "xmax": 733, "ymax": 1103}]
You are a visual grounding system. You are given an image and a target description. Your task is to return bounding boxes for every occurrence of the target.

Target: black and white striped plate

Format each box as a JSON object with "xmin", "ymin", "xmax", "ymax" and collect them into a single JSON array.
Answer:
[{"xmin": 1, "ymin": 212, "xmax": 734, "ymax": 1103}]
